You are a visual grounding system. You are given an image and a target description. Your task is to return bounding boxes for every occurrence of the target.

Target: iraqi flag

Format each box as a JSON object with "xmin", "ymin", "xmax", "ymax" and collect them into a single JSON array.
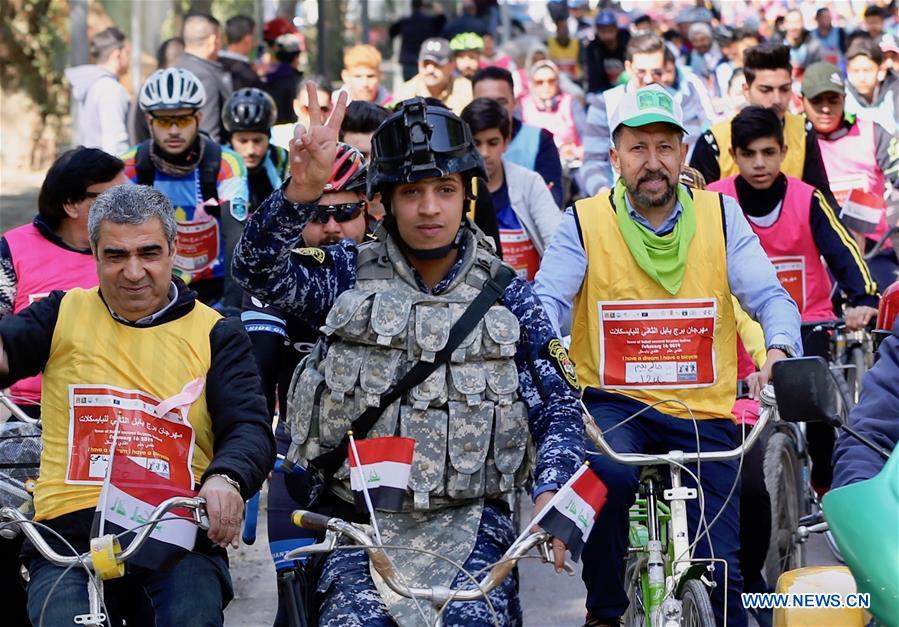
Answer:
[
  {"xmin": 840, "ymin": 189, "xmax": 886, "ymax": 234},
  {"xmin": 348, "ymin": 436, "xmax": 415, "ymax": 513},
  {"xmin": 92, "ymin": 453, "xmax": 198, "ymax": 572},
  {"xmin": 533, "ymin": 463, "xmax": 608, "ymax": 562}
]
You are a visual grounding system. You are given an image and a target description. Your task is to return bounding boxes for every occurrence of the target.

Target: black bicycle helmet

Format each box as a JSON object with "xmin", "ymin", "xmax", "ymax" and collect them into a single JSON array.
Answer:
[
  {"xmin": 367, "ymin": 97, "xmax": 486, "ymax": 201},
  {"xmin": 222, "ymin": 88, "xmax": 278, "ymax": 133}
]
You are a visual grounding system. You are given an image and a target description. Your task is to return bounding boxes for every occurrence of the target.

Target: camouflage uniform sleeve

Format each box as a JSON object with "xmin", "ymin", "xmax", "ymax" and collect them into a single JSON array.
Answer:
[
  {"xmin": 502, "ymin": 276, "xmax": 584, "ymax": 493},
  {"xmin": 231, "ymin": 186, "xmax": 358, "ymax": 329}
]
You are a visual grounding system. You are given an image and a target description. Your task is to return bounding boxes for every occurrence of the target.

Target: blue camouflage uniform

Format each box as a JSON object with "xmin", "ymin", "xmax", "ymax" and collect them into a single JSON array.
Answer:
[{"xmin": 232, "ymin": 187, "xmax": 585, "ymax": 626}]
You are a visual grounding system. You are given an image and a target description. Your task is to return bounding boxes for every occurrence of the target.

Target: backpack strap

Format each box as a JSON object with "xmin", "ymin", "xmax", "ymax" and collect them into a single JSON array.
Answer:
[
  {"xmin": 198, "ymin": 134, "xmax": 222, "ymax": 203},
  {"xmin": 134, "ymin": 140, "xmax": 156, "ymax": 187}
]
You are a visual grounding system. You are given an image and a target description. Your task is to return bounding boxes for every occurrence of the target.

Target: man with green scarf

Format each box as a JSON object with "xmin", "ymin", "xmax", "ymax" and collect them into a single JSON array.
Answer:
[{"xmin": 534, "ymin": 84, "xmax": 802, "ymax": 627}]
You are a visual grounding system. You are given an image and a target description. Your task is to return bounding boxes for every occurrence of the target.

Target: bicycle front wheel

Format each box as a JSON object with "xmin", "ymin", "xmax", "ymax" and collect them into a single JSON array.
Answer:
[
  {"xmin": 763, "ymin": 432, "xmax": 804, "ymax": 587},
  {"xmin": 679, "ymin": 579, "xmax": 715, "ymax": 627}
]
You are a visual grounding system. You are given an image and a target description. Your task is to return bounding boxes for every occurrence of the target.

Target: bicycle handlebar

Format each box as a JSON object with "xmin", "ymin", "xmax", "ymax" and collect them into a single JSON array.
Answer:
[
  {"xmin": 584, "ymin": 385, "xmax": 777, "ymax": 466},
  {"xmin": 288, "ymin": 510, "xmax": 552, "ymax": 605},
  {"xmin": 0, "ymin": 391, "xmax": 40, "ymax": 425},
  {"xmin": 0, "ymin": 496, "xmax": 207, "ymax": 569}
]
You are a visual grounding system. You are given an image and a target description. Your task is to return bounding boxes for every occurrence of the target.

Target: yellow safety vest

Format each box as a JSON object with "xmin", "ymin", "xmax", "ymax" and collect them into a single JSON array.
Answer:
[
  {"xmin": 570, "ymin": 188, "xmax": 737, "ymax": 419},
  {"xmin": 547, "ymin": 37, "xmax": 581, "ymax": 80},
  {"xmin": 711, "ymin": 111, "xmax": 806, "ymax": 179},
  {"xmin": 35, "ymin": 288, "xmax": 221, "ymax": 521}
]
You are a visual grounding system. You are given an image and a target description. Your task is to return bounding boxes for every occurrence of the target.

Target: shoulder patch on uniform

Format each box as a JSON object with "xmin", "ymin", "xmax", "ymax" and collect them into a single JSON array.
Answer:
[
  {"xmin": 291, "ymin": 247, "xmax": 327, "ymax": 264},
  {"xmin": 546, "ymin": 338, "xmax": 579, "ymax": 389}
]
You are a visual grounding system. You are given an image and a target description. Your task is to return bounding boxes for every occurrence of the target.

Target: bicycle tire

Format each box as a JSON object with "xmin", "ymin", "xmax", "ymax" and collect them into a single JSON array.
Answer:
[
  {"xmin": 622, "ymin": 554, "xmax": 646, "ymax": 627},
  {"xmin": 844, "ymin": 346, "xmax": 868, "ymax": 408},
  {"xmin": 763, "ymin": 432, "xmax": 804, "ymax": 587},
  {"xmin": 679, "ymin": 579, "xmax": 715, "ymax": 627},
  {"xmin": 830, "ymin": 362, "xmax": 855, "ymax": 418}
]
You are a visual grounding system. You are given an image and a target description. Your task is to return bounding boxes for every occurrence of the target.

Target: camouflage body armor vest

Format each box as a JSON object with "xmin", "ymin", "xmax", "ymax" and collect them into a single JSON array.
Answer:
[{"xmin": 286, "ymin": 231, "xmax": 531, "ymax": 511}]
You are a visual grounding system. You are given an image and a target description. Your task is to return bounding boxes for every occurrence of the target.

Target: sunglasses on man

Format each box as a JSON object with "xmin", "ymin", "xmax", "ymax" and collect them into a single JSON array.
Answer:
[
  {"xmin": 149, "ymin": 113, "xmax": 198, "ymax": 129},
  {"xmin": 307, "ymin": 202, "xmax": 365, "ymax": 224}
]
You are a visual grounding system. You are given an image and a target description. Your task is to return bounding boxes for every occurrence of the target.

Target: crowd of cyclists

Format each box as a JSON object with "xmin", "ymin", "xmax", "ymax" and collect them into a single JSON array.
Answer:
[{"xmin": 1, "ymin": 1, "xmax": 899, "ymax": 626}]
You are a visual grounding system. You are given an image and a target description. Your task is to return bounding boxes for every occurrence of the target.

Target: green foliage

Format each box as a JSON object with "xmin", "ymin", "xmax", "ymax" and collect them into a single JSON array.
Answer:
[{"xmin": 0, "ymin": 0, "xmax": 69, "ymax": 121}]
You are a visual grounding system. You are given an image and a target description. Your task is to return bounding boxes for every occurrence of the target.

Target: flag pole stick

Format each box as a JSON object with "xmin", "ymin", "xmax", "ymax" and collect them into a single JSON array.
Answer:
[
  {"xmin": 348, "ymin": 431, "xmax": 383, "ymax": 545},
  {"xmin": 97, "ymin": 415, "xmax": 124, "ymax": 537}
]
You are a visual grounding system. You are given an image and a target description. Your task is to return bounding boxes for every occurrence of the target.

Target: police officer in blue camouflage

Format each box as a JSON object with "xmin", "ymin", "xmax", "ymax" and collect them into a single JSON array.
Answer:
[{"xmin": 232, "ymin": 85, "xmax": 585, "ymax": 626}]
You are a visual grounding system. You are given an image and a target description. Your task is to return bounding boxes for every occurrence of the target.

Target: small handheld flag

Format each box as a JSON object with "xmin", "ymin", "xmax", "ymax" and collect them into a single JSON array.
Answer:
[
  {"xmin": 348, "ymin": 435, "xmax": 415, "ymax": 514},
  {"xmin": 530, "ymin": 463, "xmax": 608, "ymax": 562},
  {"xmin": 841, "ymin": 189, "xmax": 886, "ymax": 235}
]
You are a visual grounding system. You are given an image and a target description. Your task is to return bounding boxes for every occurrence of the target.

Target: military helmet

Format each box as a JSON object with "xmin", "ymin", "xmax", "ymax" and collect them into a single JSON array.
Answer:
[{"xmin": 366, "ymin": 97, "xmax": 486, "ymax": 201}]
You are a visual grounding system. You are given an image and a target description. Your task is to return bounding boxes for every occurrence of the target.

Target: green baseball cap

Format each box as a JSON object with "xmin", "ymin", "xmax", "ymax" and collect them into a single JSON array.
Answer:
[
  {"xmin": 802, "ymin": 62, "xmax": 845, "ymax": 98},
  {"xmin": 609, "ymin": 85, "xmax": 688, "ymax": 137}
]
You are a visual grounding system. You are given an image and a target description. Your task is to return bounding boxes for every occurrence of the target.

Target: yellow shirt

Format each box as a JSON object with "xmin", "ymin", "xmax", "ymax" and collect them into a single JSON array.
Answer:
[
  {"xmin": 569, "ymin": 189, "xmax": 738, "ymax": 419},
  {"xmin": 547, "ymin": 37, "xmax": 581, "ymax": 80},
  {"xmin": 392, "ymin": 75, "xmax": 474, "ymax": 115},
  {"xmin": 35, "ymin": 288, "xmax": 221, "ymax": 520}
]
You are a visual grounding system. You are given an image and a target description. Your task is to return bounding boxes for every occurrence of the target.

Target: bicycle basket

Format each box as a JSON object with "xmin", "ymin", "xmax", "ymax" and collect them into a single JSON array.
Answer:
[{"xmin": 0, "ymin": 421, "xmax": 42, "ymax": 517}]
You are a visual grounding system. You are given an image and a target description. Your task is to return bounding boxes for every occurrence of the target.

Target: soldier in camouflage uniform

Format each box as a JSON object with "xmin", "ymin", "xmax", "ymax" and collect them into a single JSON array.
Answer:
[{"xmin": 232, "ymin": 86, "xmax": 584, "ymax": 626}]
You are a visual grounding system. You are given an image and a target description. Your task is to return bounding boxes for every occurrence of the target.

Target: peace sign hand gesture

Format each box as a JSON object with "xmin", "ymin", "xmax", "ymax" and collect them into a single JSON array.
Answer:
[{"xmin": 284, "ymin": 83, "xmax": 348, "ymax": 204}]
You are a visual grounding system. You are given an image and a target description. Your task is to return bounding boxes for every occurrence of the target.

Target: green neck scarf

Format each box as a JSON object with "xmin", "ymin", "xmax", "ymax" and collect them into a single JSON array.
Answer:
[{"xmin": 613, "ymin": 179, "xmax": 696, "ymax": 295}]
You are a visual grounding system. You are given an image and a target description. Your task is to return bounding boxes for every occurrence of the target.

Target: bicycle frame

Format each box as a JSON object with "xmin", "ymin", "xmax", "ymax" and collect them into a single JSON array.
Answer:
[{"xmin": 585, "ymin": 385, "xmax": 777, "ymax": 626}]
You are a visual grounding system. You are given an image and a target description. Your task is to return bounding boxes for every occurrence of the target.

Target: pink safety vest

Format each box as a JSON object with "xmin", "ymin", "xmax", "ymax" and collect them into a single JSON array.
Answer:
[
  {"xmin": 3, "ymin": 223, "xmax": 98, "ymax": 405},
  {"xmin": 817, "ymin": 118, "xmax": 888, "ymax": 242},
  {"xmin": 708, "ymin": 176, "xmax": 835, "ymax": 322},
  {"xmin": 520, "ymin": 92, "xmax": 581, "ymax": 149}
]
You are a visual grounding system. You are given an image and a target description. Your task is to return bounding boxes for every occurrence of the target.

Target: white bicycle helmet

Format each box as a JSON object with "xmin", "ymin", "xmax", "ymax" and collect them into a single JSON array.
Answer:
[{"xmin": 139, "ymin": 68, "xmax": 206, "ymax": 112}]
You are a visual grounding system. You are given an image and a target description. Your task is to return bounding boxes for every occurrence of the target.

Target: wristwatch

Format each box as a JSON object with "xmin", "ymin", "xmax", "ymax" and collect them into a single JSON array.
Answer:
[
  {"xmin": 206, "ymin": 473, "xmax": 242, "ymax": 495},
  {"xmin": 767, "ymin": 344, "xmax": 797, "ymax": 358}
]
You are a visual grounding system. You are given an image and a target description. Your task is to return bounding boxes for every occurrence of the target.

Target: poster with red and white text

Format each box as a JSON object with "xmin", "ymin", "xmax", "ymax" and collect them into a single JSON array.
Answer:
[
  {"xmin": 598, "ymin": 299, "xmax": 717, "ymax": 388},
  {"xmin": 66, "ymin": 385, "xmax": 195, "ymax": 487}
]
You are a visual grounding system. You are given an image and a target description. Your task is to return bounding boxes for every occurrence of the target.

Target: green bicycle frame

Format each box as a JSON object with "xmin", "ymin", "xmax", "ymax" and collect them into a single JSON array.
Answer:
[
  {"xmin": 628, "ymin": 462, "xmax": 706, "ymax": 626},
  {"xmin": 629, "ymin": 477, "xmax": 673, "ymax": 625}
]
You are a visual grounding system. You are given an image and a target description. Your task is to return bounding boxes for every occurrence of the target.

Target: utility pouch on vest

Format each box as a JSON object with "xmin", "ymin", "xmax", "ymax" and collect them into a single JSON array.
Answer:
[{"xmin": 293, "ymin": 265, "xmax": 516, "ymax": 505}]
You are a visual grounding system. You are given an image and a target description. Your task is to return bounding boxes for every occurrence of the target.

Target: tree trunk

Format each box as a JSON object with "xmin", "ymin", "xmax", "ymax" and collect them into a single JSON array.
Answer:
[
  {"xmin": 189, "ymin": 0, "xmax": 213, "ymax": 15},
  {"xmin": 277, "ymin": 0, "xmax": 297, "ymax": 19}
]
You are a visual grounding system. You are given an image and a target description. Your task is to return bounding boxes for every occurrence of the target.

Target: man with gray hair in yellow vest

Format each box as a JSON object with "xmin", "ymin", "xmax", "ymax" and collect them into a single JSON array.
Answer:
[
  {"xmin": 534, "ymin": 85, "xmax": 802, "ymax": 626},
  {"xmin": 0, "ymin": 184, "xmax": 274, "ymax": 625}
]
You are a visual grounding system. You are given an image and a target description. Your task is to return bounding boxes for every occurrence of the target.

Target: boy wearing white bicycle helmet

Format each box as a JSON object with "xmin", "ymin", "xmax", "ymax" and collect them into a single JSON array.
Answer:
[{"xmin": 122, "ymin": 68, "xmax": 249, "ymax": 311}]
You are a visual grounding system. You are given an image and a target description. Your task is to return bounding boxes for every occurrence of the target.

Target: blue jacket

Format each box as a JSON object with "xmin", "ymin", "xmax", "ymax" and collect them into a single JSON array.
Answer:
[{"xmin": 832, "ymin": 318, "xmax": 899, "ymax": 488}]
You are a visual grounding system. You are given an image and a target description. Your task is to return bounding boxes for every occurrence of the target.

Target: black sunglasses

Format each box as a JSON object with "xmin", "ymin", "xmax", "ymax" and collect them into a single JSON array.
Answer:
[{"xmin": 307, "ymin": 202, "xmax": 365, "ymax": 224}]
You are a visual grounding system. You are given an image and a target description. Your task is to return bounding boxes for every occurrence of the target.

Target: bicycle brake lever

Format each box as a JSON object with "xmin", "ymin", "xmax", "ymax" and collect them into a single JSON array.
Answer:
[
  {"xmin": 537, "ymin": 538, "xmax": 576, "ymax": 575},
  {"xmin": 284, "ymin": 530, "xmax": 339, "ymax": 560}
]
